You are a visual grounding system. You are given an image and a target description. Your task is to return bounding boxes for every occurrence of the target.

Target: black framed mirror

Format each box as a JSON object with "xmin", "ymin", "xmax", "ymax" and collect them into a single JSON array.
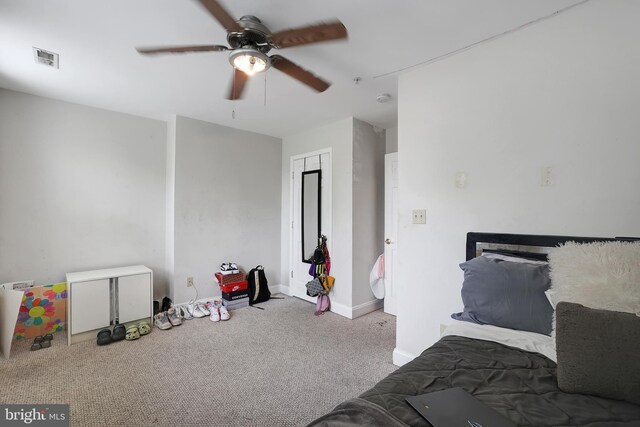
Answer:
[{"xmin": 301, "ymin": 169, "xmax": 321, "ymax": 263}]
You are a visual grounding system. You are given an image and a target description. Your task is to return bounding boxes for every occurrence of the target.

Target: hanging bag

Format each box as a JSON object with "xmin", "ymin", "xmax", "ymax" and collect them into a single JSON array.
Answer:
[
  {"xmin": 305, "ymin": 277, "xmax": 324, "ymax": 297},
  {"xmin": 315, "ymin": 293, "xmax": 330, "ymax": 315}
]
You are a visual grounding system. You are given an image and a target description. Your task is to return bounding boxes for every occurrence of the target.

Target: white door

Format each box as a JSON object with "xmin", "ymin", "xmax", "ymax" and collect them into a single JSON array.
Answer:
[
  {"xmin": 290, "ymin": 151, "xmax": 331, "ymax": 303},
  {"xmin": 70, "ymin": 279, "xmax": 111, "ymax": 334},
  {"xmin": 117, "ymin": 273, "xmax": 151, "ymax": 324},
  {"xmin": 384, "ymin": 152, "xmax": 399, "ymax": 315}
]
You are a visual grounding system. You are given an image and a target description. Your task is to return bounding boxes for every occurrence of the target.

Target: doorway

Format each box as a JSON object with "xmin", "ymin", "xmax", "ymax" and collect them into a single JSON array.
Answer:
[{"xmin": 289, "ymin": 150, "xmax": 331, "ymax": 302}]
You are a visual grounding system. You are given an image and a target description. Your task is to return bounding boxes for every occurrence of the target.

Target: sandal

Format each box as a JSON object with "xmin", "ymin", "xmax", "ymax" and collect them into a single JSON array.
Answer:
[
  {"xmin": 125, "ymin": 325, "xmax": 140, "ymax": 340},
  {"xmin": 30, "ymin": 336, "xmax": 44, "ymax": 351},
  {"xmin": 111, "ymin": 324, "xmax": 126, "ymax": 342},
  {"xmin": 40, "ymin": 333, "xmax": 53, "ymax": 348},
  {"xmin": 97, "ymin": 329, "xmax": 112, "ymax": 346},
  {"xmin": 137, "ymin": 321, "xmax": 152, "ymax": 336}
]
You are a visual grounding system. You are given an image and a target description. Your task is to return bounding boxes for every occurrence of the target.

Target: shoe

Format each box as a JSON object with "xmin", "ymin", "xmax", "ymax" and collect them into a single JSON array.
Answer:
[
  {"xmin": 153, "ymin": 300, "xmax": 160, "ymax": 316},
  {"xmin": 187, "ymin": 303, "xmax": 206, "ymax": 318},
  {"xmin": 217, "ymin": 301, "xmax": 230, "ymax": 321},
  {"xmin": 167, "ymin": 307, "xmax": 183, "ymax": 326},
  {"xmin": 197, "ymin": 302, "xmax": 210, "ymax": 316},
  {"xmin": 209, "ymin": 304, "xmax": 220, "ymax": 322},
  {"xmin": 96, "ymin": 329, "xmax": 112, "ymax": 346},
  {"xmin": 125, "ymin": 325, "xmax": 140, "ymax": 340},
  {"xmin": 180, "ymin": 305, "xmax": 193, "ymax": 320},
  {"xmin": 137, "ymin": 321, "xmax": 152, "ymax": 336},
  {"xmin": 161, "ymin": 296, "xmax": 172, "ymax": 313},
  {"xmin": 154, "ymin": 312, "xmax": 172, "ymax": 330},
  {"xmin": 111, "ymin": 324, "xmax": 127, "ymax": 341}
]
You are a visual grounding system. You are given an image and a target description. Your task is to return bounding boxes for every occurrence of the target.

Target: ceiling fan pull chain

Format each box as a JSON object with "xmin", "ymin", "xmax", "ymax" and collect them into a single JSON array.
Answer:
[{"xmin": 264, "ymin": 72, "xmax": 267, "ymax": 107}]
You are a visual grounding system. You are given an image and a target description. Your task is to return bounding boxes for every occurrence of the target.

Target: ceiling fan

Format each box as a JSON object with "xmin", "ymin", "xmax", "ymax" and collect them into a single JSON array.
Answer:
[{"xmin": 136, "ymin": 0, "xmax": 348, "ymax": 100}]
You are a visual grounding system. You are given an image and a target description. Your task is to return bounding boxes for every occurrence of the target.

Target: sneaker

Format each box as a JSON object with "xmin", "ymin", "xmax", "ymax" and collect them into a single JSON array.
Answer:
[
  {"xmin": 197, "ymin": 302, "xmax": 210, "ymax": 316},
  {"xmin": 187, "ymin": 303, "xmax": 206, "ymax": 318},
  {"xmin": 161, "ymin": 296, "xmax": 172, "ymax": 312},
  {"xmin": 209, "ymin": 304, "xmax": 220, "ymax": 322},
  {"xmin": 217, "ymin": 300, "xmax": 230, "ymax": 321},
  {"xmin": 167, "ymin": 307, "xmax": 183, "ymax": 326},
  {"xmin": 154, "ymin": 312, "xmax": 172, "ymax": 330},
  {"xmin": 180, "ymin": 305, "xmax": 193, "ymax": 320}
]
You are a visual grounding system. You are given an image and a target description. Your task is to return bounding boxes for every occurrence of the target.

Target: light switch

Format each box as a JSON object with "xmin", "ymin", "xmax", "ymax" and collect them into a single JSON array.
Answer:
[{"xmin": 412, "ymin": 209, "xmax": 426, "ymax": 224}]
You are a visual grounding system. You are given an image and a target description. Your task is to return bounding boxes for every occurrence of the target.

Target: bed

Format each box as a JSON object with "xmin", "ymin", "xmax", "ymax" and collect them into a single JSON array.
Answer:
[{"xmin": 308, "ymin": 232, "xmax": 640, "ymax": 427}]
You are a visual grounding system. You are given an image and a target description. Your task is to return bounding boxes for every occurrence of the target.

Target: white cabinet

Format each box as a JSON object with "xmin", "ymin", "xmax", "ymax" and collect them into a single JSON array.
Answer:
[{"xmin": 66, "ymin": 265, "xmax": 152, "ymax": 345}]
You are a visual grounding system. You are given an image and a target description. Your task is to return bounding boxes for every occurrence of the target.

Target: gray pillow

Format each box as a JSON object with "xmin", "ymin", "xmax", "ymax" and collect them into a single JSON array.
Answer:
[
  {"xmin": 556, "ymin": 302, "xmax": 640, "ymax": 406},
  {"xmin": 451, "ymin": 256, "xmax": 553, "ymax": 335}
]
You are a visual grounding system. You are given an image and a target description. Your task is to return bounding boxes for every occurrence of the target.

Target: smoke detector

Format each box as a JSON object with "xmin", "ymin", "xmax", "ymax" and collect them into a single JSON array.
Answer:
[
  {"xmin": 32, "ymin": 47, "xmax": 59, "ymax": 69},
  {"xmin": 376, "ymin": 93, "xmax": 392, "ymax": 103}
]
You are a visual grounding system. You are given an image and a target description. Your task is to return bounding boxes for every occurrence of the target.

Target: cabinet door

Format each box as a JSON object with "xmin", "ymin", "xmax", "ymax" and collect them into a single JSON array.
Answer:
[
  {"xmin": 71, "ymin": 279, "xmax": 111, "ymax": 334},
  {"xmin": 117, "ymin": 273, "xmax": 151, "ymax": 323}
]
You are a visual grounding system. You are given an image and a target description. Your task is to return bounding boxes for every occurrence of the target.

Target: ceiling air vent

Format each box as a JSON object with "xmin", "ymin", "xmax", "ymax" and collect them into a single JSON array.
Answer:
[{"xmin": 32, "ymin": 47, "xmax": 59, "ymax": 69}]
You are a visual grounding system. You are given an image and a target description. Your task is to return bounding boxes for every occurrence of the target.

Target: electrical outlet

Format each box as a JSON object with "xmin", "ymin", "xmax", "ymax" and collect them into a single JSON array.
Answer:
[
  {"xmin": 187, "ymin": 277, "xmax": 194, "ymax": 287},
  {"xmin": 412, "ymin": 209, "xmax": 426, "ymax": 224}
]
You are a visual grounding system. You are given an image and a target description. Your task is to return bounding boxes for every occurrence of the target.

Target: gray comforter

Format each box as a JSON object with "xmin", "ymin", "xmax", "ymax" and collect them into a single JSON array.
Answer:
[{"xmin": 308, "ymin": 336, "xmax": 640, "ymax": 426}]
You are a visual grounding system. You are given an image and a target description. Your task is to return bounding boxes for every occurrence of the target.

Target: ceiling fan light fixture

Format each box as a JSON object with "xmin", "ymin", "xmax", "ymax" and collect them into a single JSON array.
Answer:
[{"xmin": 229, "ymin": 48, "xmax": 270, "ymax": 75}]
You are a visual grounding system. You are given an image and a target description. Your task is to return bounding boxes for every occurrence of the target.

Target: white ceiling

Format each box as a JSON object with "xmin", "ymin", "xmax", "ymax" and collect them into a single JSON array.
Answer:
[{"xmin": 0, "ymin": 0, "xmax": 580, "ymax": 138}]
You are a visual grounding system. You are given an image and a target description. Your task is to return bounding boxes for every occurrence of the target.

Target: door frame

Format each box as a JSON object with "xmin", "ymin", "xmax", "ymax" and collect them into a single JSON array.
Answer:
[
  {"xmin": 384, "ymin": 152, "xmax": 398, "ymax": 315},
  {"xmin": 288, "ymin": 148, "xmax": 332, "ymax": 302}
]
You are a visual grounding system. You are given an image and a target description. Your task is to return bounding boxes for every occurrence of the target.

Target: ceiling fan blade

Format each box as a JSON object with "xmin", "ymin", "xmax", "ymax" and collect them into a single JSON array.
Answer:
[
  {"xmin": 270, "ymin": 21, "xmax": 347, "ymax": 49},
  {"xmin": 136, "ymin": 45, "xmax": 229, "ymax": 55},
  {"xmin": 270, "ymin": 55, "xmax": 330, "ymax": 93},
  {"xmin": 197, "ymin": 0, "xmax": 242, "ymax": 33},
  {"xmin": 227, "ymin": 68, "xmax": 249, "ymax": 100}
]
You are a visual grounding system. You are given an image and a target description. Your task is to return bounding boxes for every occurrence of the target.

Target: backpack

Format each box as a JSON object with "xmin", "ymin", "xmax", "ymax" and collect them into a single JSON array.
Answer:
[{"xmin": 247, "ymin": 265, "xmax": 270, "ymax": 305}]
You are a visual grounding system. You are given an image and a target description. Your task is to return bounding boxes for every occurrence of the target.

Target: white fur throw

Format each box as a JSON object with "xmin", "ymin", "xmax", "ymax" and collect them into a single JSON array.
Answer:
[{"xmin": 548, "ymin": 241, "xmax": 640, "ymax": 316}]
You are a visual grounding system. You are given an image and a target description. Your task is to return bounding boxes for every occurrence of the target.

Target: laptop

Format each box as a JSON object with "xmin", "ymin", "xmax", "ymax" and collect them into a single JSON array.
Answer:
[{"xmin": 406, "ymin": 388, "xmax": 517, "ymax": 427}]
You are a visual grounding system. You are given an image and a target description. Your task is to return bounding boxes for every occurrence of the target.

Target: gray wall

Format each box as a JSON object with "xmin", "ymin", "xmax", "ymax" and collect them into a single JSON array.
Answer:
[
  {"xmin": 352, "ymin": 119, "xmax": 385, "ymax": 307},
  {"xmin": 281, "ymin": 118, "xmax": 354, "ymax": 308},
  {"xmin": 0, "ymin": 89, "xmax": 168, "ymax": 292},
  {"xmin": 172, "ymin": 116, "xmax": 282, "ymax": 304},
  {"xmin": 394, "ymin": 0, "xmax": 640, "ymax": 363},
  {"xmin": 385, "ymin": 127, "xmax": 398, "ymax": 154}
]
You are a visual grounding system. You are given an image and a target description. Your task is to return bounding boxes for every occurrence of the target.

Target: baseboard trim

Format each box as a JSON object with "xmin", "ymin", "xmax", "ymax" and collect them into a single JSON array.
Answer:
[
  {"xmin": 352, "ymin": 299, "xmax": 383, "ymax": 319},
  {"xmin": 392, "ymin": 347, "xmax": 416, "ymax": 367},
  {"xmin": 270, "ymin": 284, "xmax": 290, "ymax": 296},
  {"xmin": 329, "ymin": 299, "xmax": 384, "ymax": 320},
  {"xmin": 330, "ymin": 301, "xmax": 352, "ymax": 319}
]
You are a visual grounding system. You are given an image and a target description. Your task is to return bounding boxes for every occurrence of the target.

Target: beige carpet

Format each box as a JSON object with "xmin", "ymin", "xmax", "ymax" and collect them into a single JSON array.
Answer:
[{"xmin": 0, "ymin": 296, "xmax": 396, "ymax": 426}]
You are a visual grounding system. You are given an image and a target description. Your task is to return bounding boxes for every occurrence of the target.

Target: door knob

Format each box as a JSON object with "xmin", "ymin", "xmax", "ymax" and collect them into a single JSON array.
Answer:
[{"xmin": 385, "ymin": 238, "xmax": 392, "ymax": 245}]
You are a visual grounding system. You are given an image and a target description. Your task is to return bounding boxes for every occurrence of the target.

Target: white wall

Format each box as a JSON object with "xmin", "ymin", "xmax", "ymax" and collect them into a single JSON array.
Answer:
[
  {"xmin": 352, "ymin": 119, "xmax": 385, "ymax": 308},
  {"xmin": 281, "ymin": 118, "xmax": 354, "ymax": 308},
  {"xmin": 173, "ymin": 116, "xmax": 282, "ymax": 304},
  {"xmin": 385, "ymin": 127, "xmax": 398, "ymax": 154},
  {"xmin": 0, "ymin": 89, "xmax": 168, "ymax": 293},
  {"xmin": 395, "ymin": 0, "xmax": 640, "ymax": 364}
]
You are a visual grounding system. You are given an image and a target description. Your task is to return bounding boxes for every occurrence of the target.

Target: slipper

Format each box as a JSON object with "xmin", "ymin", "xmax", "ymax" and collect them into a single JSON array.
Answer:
[
  {"xmin": 40, "ymin": 334, "xmax": 53, "ymax": 349},
  {"xmin": 111, "ymin": 324, "xmax": 126, "ymax": 342},
  {"xmin": 97, "ymin": 329, "xmax": 112, "ymax": 346},
  {"xmin": 137, "ymin": 321, "xmax": 151, "ymax": 336},
  {"xmin": 30, "ymin": 336, "xmax": 44, "ymax": 351},
  {"xmin": 125, "ymin": 325, "xmax": 140, "ymax": 341}
]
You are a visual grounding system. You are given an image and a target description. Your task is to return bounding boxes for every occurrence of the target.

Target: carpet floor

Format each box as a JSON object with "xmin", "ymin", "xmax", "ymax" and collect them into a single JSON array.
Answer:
[{"xmin": 0, "ymin": 296, "xmax": 397, "ymax": 426}]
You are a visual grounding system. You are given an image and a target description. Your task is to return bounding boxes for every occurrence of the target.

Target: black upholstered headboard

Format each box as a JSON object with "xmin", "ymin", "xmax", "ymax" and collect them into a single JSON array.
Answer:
[{"xmin": 465, "ymin": 232, "xmax": 635, "ymax": 261}]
